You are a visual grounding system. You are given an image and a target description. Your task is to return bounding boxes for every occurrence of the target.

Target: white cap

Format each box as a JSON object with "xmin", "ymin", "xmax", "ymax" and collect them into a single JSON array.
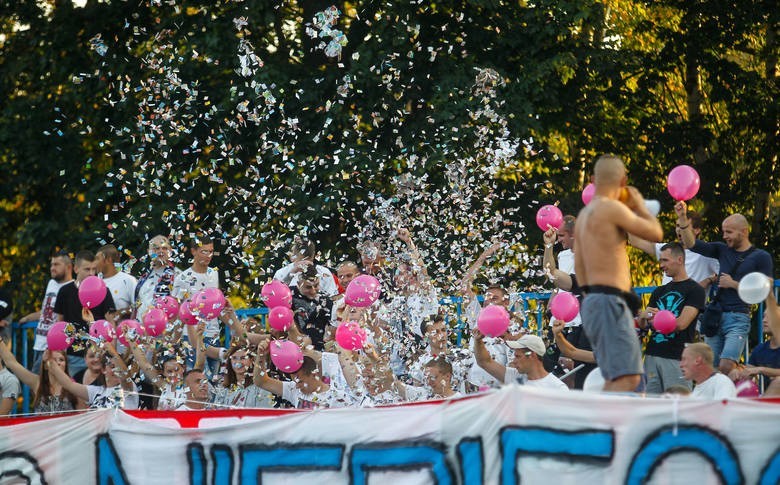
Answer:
[{"xmin": 506, "ymin": 334, "xmax": 546, "ymax": 357}]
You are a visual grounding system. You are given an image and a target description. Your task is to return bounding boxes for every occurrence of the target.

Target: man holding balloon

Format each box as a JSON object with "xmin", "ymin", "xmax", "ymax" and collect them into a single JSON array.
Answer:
[
  {"xmin": 638, "ymin": 242, "xmax": 705, "ymax": 394},
  {"xmin": 676, "ymin": 202, "xmax": 774, "ymax": 374},
  {"xmin": 574, "ymin": 155, "xmax": 663, "ymax": 392}
]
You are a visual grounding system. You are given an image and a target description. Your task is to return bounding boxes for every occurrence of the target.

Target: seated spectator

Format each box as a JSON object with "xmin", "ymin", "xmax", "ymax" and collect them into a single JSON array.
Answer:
[
  {"xmin": 0, "ymin": 340, "xmax": 77, "ymax": 414},
  {"xmin": 473, "ymin": 331, "xmax": 568, "ymax": 391},
  {"xmin": 45, "ymin": 344, "xmax": 139, "ymax": 409},
  {"xmin": 680, "ymin": 343, "xmax": 736, "ymax": 399}
]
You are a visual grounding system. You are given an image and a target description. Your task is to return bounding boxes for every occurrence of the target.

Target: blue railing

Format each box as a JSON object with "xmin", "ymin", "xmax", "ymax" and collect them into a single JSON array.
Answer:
[{"xmin": 9, "ymin": 281, "xmax": 779, "ymax": 414}]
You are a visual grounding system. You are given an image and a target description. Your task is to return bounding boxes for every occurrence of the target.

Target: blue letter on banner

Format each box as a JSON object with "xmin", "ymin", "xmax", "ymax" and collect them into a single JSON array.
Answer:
[
  {"xmin": 350, "ymin": 442, "xmax": 454, "ymax": 485},
  {"xmin": 457, "ymin": 438, "xmax": 484, "ymax": 485},
  {"xmin": 500, "ymin": 426, "xmax": 614, "ymax": 485},
  {"xmin": 626, "ymin": 425, "xmax": 743, "ymax": 485},
  {"xmin": 759, "ymin": 447, "xmax": 780, "ymax": 485},
  {"xmin": 239, "ymin": 445, "xmax": 343, "ymax": 484},
  {"xmin": 96, "ymin": 434, "xmax": 129, "ymax": 485}
]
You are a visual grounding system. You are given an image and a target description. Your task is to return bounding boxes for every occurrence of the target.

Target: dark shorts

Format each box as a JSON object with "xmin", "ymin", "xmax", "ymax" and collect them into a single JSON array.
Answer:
[{"xmin": 581, "ymin": 292, "xmax": 643, "ymax": 381}]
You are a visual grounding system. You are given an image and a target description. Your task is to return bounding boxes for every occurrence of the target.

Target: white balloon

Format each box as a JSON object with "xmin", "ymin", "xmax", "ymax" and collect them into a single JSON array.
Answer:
[
  {"xmin": 582, "ymin": 367, "xmax": 605, "ymax": 393},
  {"xmin": 645, "ymin": 199, "xmax": 661, "ymax": 217},
  {"xmin": 737, "ymin": 272, "xmax": 771, "ymax": 304}
]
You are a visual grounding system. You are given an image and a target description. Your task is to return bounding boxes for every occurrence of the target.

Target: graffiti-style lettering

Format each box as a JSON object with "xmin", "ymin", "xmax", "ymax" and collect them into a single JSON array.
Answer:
[
  {"xmin": 96, "ymin": 434, "xmax": 129, "ymax": 485},
  {"xmin": 350, "ymin": 442, "xmax": 454, "ymax": 485},
  {"xmin": 239, "ymin": 444, "xmax": 343, "ymax": 484}
]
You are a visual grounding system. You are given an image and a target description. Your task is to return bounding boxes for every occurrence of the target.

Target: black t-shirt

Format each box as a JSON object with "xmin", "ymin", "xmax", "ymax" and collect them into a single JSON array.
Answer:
[
  {"xmin": 645, "ymin": 279, "xmax": 706, "ymax": 360},
  {"xmin": 292, "ymin": 289, "xmax": 333, "ymax": 351},
  {"xmin": 54, "ymin": 281, "xmax": 115, "ymax": 356}
]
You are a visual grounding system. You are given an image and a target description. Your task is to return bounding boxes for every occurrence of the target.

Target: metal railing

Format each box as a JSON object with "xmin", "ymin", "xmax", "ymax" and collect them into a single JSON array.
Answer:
[{"xmin": 8, "ymin": 281, "xmax": 779, "ymax": 415}]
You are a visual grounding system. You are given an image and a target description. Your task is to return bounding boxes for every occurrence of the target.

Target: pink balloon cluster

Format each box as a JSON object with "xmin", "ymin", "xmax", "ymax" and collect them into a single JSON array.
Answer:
[
  {"xmin": 335, "ymin": 321, "xmax": 367, "ymax": 351},
  {"xmin": 477, "ymin": 305, "xmax": 510, "ymax": 338},
  {"xmin": 78, "ymin": 276, "xmax": 107, "ymax": 309},
  {"xmin": 535, "ymin": 205, "xmax": 563, "ymax": 232},
  {"xmin": 667, "ymin": 165, "xmax": 700, "ymax": 201},
  {"xmin": 651, "ymin": 310, "xmax": 677, "ymax": 335},
  {"xmin": 549, "ymin": 292, "xmax": 579, "ymax": 322},
  {"xmin": 269, "ymin": 339, "xmax": 304, "ymax": 373},
  {"xmin": 268, "ymin": 306, "xmax": 295, "ymax": 332},
  {"xmin": 344, "ymin": 275, "xmax": 381, "ymax": 308},
  {"xmin": 262, "ymin": 281, "xmax": 293, "ymax": 308},
  {"xmin": 47, "ymin": 321, "xmax": 75, "ymax": 351}
]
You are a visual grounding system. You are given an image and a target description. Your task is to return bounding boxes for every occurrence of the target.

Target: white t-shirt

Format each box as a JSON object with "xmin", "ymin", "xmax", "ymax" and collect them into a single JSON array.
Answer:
[
  {"xmin": 0, "ymin": 368, "xmax": 21, "ymax": 401},
  {"xmin": 281, "ymin": 381, "xmax": 351, "ymax": 409},
  {"xmin": 557, "ymin": 249, "xmax": 575, "ymax": 274},
  {"xmin": 273, "ymin": 263, "xmax": 339, "ymax": 297},
  {"xmin": 526, "ymin": 372, "xmax": 568, "ymax": 391},
  {"xmin": 654, "ymin": 244, "xmax": 720, "ymax": 285},
  {"xmin": 503, "ymin": 366, "xmax": 526, "ymax": 385},
  {"xmin": 33, "ymin": 280, "xmax": 72, "ymax": 351},
  {"xmin": 173, "ymin": 267, "xmax": 220, "ymax": 337},
  {"xmin": 403, "ymin": 384, "xmax": 431, "ymax": 402},
  {"xmin": 157, "ymin": 384, "xmax": 188, "ymax": 411},
  {"xmin": 407, "ymin": 348, "xmax": 473, "ymax": 394},
  {"xmin": 103, "ymin": 272, "xmax": 138, "ymax": 312},
  {"xmin": 692, "ymin": 373, "xmax": 737, "ymax": 399},
  {"xmin": 87, "ymin": 383, "xmax": 139, "ymax": 410}
]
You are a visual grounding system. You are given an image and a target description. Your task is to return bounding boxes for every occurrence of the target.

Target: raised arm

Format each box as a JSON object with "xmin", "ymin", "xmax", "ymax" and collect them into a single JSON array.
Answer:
[
  {"xmin": 616, "ymin": 188, "xmax": 663, "ymax": 242},
  {"xmin": 627, "ymin": 234, "xmax": 659, "ymax": 259},
  {"xmin": 0, "ymin": 338, "xmax": 40, "ymax": 390},
  {"xmin": 552, "ymin": 320, "xmax": 596, "ymax": 363},
  {"xmin": 127, "ymin": 339, "xmax": 163, "ymax": 390},
  {"xmin": 472, "ymin": 329, "xmax": 508, "ymax": 382},
  {"xmin": 397, "ymin": 227, "xmax": 432, "ymax": 286},
  {"xmin": 674, "ymin": 201, "xmax": 696, "ymax": 249},
  {"xmin": 105, "ymin": 342, "xmax": 134, "ymax": 392},
  {"xmin": 541, "ymin": 229, "xmax": 573, "ymax": 290},
  {"xmin": 45, "ymin": 351, "xmax": 89, "ymax": 401},
  {"xmin": 253, "ymin": 340, "xmax": 284, "ymax": 396},
  {"xmin": 460, "ymin": 241, "xmax": 502, "ymax": 298}
]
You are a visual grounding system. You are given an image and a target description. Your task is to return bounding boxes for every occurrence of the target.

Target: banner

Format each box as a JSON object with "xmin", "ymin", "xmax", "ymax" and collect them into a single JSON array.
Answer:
[{"xmin": 1, "ymin": 386, "xmax": 780, "ymax": 484}]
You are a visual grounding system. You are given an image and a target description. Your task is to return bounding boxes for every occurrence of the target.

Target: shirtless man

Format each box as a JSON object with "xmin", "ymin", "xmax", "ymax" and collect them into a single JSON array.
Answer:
[{"xmin": 574, "ymin": 155, "xmax": 663, "ymax": 392}]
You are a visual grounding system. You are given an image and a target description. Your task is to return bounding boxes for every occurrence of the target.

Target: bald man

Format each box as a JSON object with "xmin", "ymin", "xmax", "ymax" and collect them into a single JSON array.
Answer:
[
  {"xmin": 676, "ymin": 202, "xmax": 773, "ymax": 374},
  {"xmin": 575, "ymin": 154, "xmax": 663, "ymax": 392}
]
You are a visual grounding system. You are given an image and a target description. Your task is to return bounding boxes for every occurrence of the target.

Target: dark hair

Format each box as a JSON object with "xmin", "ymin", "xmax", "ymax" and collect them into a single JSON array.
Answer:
[
  {"xmin": 190, "ymin": 235, "xmax": 213, "ymax": 249},
  {"xmin": 687, "ymin": 210, "xmax": 703, "ymax": 231},
  {"xmin": 486, "ymin": 285, "xmax": 509, "ymax": 300},
  {"xmin": 291, "ymin": 237, "xmax": 316, "ymax": 260},
  {"xmin": 420, "ymin": 314, "xmax": 445, "ymax": 336},
  {"xmin": 296, "ymin": 356, "xmax": 318, "ymax": 376},
  {"xmin": 96, "ymin": 244, "xmax": 120, "ymax": 263},
  {"xmin": 301, "ymin": 264, "xmax": 319, "ymax": 282},
  {"xmin": 425, "ymin": 356, "xmax": 453, "ymax": 376},
  {"xmin": 183, "ymin": 368, "xmax": 205, "ymax": 381},
  {"xmin": 224, "ymin": 346, "xmax": 254, "ymax": 388},
  {"xmin": 74, "ymin": 250, "xmax": 95, "ymax": 266},
  {"xmin": 660, "ymin": 242, "xmax": 685, "ymax": 261},
  {"xmin": 52, "ymin": 249, "xmax": 74, "ymax": 266}
]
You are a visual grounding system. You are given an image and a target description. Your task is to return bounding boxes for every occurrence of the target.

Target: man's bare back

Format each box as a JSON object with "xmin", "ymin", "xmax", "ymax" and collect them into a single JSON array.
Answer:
[{"xmin": 575, "ymin": 197, "xmax": 633, "ymax": 292}]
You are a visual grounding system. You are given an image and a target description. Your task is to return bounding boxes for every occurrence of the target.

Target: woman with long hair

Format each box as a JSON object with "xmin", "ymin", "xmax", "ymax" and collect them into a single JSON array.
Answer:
[
  {"xmin": 211, "ymin": 345, "xmax": 275, "ymax": 409},
  {"xmin": 0, "ymin": 339, "xmax": 78, "ymax": 413}
]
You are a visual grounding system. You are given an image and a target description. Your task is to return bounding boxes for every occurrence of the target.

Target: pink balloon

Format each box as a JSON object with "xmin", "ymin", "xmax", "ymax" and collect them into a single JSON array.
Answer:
[
  {"xmin": 47, "ymin": 321, "xmax": 75, "ymax": 351},
  {"xmin": 735, "ymin": 379, "xmax": 760, "ymax": 398},
  {"xmin": 652, "ymin": 310, "xmax": 677, "ymax": 335},
  {"xmin": 667, "ymin": 165, "xmax": 701, "ymax": 201},
  {"xmin": 154, "ymin": 296, "xmax": 180, "ymax": 320},
  {"xmin": 89, "ymin": 319, "xmax": 115, "ymax": 343},
  {"xmin": 335, "ymin": 321, "xmax": 367, "ymax": 351},
  {"xmin": 477, "ymin": 305, "xmax": 510, "ymax": 338},
  {"xmin": 344, "ymin": 275, "xmax": 381, "ymax": 308},
  {"xmin": 582, "ymin": 183, "xmax": 596, "ymax": 205},
  {"xmin": 262, "ymin": 281, "xmax": 293, "ymax": 308},
  {"xmin": 143, "ymin": 308, "xmax": 167, "ymax": 337},
  {"xmin": 195, "ymin": 287, "xmax": 226, "ymax": 319},
  {"xmin": 268, "ymin": 306, "xmax": 294, "ymax": 332},
  {"xmin": 549, "ymin": 292, "xmax": 580, "ymax": 322},
  {"xmin": 269, "ymin": 339, "xmax": 304, "ymax": 373},
  {"xmin": 178, "ymin": 299, "xmax": 199, "ymax": 326},
  {"xmin": 535, "ymin": 204, "xmax": 564, "ymax": 232},
  {"xmin": 117, "ymin": 319, "xmax": 144, "ymax": 347},
  {"xmin": 78, "ymin": 276, "xmax": 107, "ymax": 309}
]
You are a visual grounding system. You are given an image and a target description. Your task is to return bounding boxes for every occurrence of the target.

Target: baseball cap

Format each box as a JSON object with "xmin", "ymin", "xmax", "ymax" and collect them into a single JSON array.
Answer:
[{"xmin": 506, "ymin": 334, "xmax": 546, "ymax": 357}]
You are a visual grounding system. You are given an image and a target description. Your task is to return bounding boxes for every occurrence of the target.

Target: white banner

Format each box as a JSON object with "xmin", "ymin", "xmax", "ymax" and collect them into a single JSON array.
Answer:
[{"xmin": 2, "ymin": 386, "xmax": 780, "ymax": 484}]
